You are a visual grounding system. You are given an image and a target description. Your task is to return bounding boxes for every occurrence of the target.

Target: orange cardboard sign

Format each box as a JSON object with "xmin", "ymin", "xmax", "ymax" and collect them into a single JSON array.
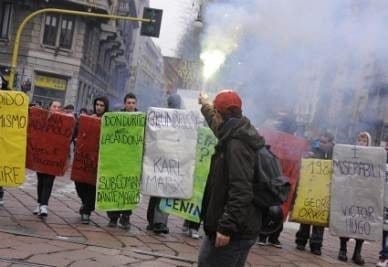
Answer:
[
  {"xmin": 71, "ymin": 115, "xmax": 101, "ymax": 185},
  {"xmin": 26, "ymin": 107, "xmax": 75, "ymax": 176}
]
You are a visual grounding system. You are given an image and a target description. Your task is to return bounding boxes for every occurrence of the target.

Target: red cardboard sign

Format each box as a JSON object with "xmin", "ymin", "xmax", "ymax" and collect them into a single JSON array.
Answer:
[
  {"xmin": 259, "ymin": 128, "xmax": 309, "ymax": 217},
  {"xmin": 71, "ymin": 115, "xmax": 101, "ymax": 185},
  {"xmin": 26, "ymin": 107, "xmax": 75, "ymax": 176}
]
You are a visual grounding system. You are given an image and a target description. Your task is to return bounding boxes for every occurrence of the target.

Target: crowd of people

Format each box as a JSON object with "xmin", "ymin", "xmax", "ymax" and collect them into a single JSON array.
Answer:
[{"xmin": 1, "ymin": 88, "xmax": 388, "ymax": 267}]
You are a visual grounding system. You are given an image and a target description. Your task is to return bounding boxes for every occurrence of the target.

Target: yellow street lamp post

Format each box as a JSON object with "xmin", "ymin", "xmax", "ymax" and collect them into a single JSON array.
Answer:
[{"xmin": 8, "ymin": 8, "xmax": 156, "ymax": 90}]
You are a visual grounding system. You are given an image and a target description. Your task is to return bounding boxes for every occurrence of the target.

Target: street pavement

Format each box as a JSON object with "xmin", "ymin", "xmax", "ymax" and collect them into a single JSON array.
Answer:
[{"xmin": 0, "ymin": 170, "xmax": 382, "ymax": 266}]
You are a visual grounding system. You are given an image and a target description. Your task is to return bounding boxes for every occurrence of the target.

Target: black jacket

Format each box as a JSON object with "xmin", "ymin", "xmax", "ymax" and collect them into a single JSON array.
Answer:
[{"xmin": 200, "ymin": 104, "xmax": 265, "ymax": 239}]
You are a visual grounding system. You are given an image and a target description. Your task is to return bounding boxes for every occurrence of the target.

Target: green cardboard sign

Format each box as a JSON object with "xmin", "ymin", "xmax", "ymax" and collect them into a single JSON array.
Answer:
[
  {"xmin": 159, "ymin": 127, "xmax": 217, "ymax": 222},
  {"xmin": 96, "ymin": 112, "xmax": 146, "ymax": 211}
]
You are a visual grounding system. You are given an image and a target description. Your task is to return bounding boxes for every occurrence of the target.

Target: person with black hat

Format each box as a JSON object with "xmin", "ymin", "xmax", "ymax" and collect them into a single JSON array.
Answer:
[{"xmin": 197, "ymin": 90, "xmax": 264, "ymax": 267}]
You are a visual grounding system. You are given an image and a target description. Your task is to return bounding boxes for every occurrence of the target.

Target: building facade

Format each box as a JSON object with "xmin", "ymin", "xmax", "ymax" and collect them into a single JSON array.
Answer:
[{"xmin": 0, "ymin": 0, "xmax": 138, "ymax": 110}]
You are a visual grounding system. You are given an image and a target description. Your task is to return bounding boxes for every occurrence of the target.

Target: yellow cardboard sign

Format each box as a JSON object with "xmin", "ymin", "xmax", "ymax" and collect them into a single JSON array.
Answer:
[
  {"xmin": 290, "ymin": 158, "xmax": 333, "ymax": 226},
  {"xmin": 0, "ymin": 91, "xmax": 29, "ymax": 186},
  {"xmin": 35, "ymin": 75, "xmax": 67, "ymax": 91}
]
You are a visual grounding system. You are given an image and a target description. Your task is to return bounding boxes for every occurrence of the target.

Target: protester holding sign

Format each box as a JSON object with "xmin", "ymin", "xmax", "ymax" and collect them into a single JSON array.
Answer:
[
  {"xmin": 337, "ymin": 132, "xmax": 372, "ymax": 265},
  {"xmin": 72, "ymin": 96, "xmax": 109, "ymax": 224},
  {"xmin": 33, "ymin": 101, "xmax": 62, "ymax": 217},
  {"xmin": 0, "ymin": 90, "xmax": 29, "ymax": 205},
  {"xmin": 105, "ymin": 93, "xmax": 138, "ymax": 229},
  {"xmin": 146, "ymin": 92, "xmax": 181, "ymax": 234},
  {"xmin": 377, "ymin": 137, "xmax": 388, "ymax": 267},
  {"xmin": 197, "ymin": 90, "xmax": 265, "ymax": 267},
  {"xmin": 295, "ymin": 131, "xmax": 334, "ymax": 256}
]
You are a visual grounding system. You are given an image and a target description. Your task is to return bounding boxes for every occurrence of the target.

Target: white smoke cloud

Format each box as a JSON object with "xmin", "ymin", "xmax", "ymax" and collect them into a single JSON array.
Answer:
[{"xmin": 200, "ymin": 0, "xmax": 388, "ymax": 135}]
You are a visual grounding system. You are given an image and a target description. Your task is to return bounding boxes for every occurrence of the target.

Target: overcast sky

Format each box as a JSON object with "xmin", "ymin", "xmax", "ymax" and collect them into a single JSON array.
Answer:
[{"xmin": 149, "ymin": 0, "xmax": 197, "ymax": 57}]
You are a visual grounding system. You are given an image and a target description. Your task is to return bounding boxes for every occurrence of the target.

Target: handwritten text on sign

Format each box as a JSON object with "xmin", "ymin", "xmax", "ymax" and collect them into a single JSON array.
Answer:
[
  {"xmin": 290, "ymin": 159, "xmax": 332, "ymax": 226},
  {"xmin": 329, "ymin": 144, "xmax": 387, "ymax": 241},
  {"xmin": 0, "ymin": 91, "xmax": 29, "ymax": 186},
  {"xmin": 141, "ymin": 108, "xmax": 202, "ymax": 199},
  {"xmin": 96, "ymin": 112, "xmax": 145, "ymax": 211},
  {"xmin": 160, "ymin": 127, "xmax": 216, "ymax": 222},
  {"xmin": 71, "ymin": 115, "xmax": 101, "ymax": 185},
  {"xmin": 26, "ymin": 108, "xmax": 75, "ymax": 176}
]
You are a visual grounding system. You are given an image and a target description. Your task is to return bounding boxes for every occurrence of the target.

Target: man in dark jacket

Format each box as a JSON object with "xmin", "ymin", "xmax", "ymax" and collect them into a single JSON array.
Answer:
[
  {"xmin": 107, "ymin": 93, "xmax": 137, "ymax": 230},
  {"xmin": 74, "ymin": 96, "xmax": 109, "ymax": 224},
  {"xmin": 198, "ymin": 90, "xmax": 264, "ymax": 267},
  {"xmin": 295, "ymin": 131, "xmax": 334, "ymax": 255}
]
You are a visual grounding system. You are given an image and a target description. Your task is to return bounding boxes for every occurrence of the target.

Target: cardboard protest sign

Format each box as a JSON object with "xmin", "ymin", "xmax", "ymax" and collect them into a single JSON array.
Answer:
[
  {"xmin": 0, "ymin": 91, "xmax": 29, "ymax": 186},
  {"xmin": 384, "ymin": 164, "xmax": 388, "ymax": 231},
  {"xmin": 290, "ymin": 159, "xmax": 332, "ymax": 226},
  {"xmin": 330, "ymin": 144, "xmax": 386, "ymax": 241},
  {"xmin": 26, "ymin": 108, "xmax": 75, "ymax": 176},
  {"xmin": 71, "ymin": 115, "xmax": 101, "ymax": 185},
  {"xmin": 159, "ymin": 127, "xmax": 216, "ymax": 222},
  {"xmin": 141, "ymin": 107, "xmax": 202, "ymax": 198},
  {"xmin": 96, "ymin": 112, "xmax": 145, "ymax": 211},
  {"xmin": 259, "ymin": 128, "xmax": 309, "ymax": 217}
]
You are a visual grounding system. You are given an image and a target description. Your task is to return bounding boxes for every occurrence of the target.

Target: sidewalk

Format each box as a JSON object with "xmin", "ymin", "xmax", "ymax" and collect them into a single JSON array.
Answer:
[{"xmin": 0, "ymin": 170, "xmax": 381, "ymax": 266}]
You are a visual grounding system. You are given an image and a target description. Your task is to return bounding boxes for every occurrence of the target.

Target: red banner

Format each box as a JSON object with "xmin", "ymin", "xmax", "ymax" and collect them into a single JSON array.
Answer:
[
  {"xmin": 259, "ymin": 128, "xmax": 309, "ymax": 217},
  {"xmin": 26, "ymin": 108, "xmax": 75, "ymax": 176},
  {"xmin": 71, "ymin": 115, "xmax": 101, "ymax": 185}
]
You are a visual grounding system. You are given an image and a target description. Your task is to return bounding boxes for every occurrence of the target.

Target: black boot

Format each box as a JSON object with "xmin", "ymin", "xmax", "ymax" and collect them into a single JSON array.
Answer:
[
  {"xmin": 338, "ymin": 238, "xmax": 348, "ymax": 262},
  {"xmin": 352, "ymin": 239, "xmax": 365, "ymax": 266}
]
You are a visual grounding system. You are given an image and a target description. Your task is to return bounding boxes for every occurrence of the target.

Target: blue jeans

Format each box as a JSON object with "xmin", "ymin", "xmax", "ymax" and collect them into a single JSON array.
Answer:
[
  {"xmin": 380, "ymin": 231, "xmax": 388, "ymax": 258},
  {"xmin": 198, "ymin": 236, "xmax": 256, "ymax": 267}
]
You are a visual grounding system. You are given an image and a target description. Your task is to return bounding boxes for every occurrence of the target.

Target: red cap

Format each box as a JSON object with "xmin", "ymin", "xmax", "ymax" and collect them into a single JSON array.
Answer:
[{"xmin": 213, "ymin": 90, "xmax": 242, "ymax": 114}]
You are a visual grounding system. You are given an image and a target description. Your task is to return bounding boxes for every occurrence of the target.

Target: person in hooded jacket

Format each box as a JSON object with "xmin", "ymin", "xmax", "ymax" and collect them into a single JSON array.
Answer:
[
  {"xmin": 73, "ymin": 96, "xmax": 109, "ymax": 224},
  {"xmin": 295, "ymin": 131, "xmax": 334, "ymax": 256},
  {"xmin": 197, "ymin": 90, "xmax": 264, "ymax": 267},
  {"xmin": 337, "ymin": 131, "xmax": 372, "ymax": 265},
  {"xmin": 377, "ymin": 136, "xmax": 388, "ymax": 267}
]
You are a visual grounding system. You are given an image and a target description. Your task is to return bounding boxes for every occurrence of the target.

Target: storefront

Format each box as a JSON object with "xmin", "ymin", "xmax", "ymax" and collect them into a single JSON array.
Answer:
[{"xmin": 32, "ymin": 73, "xmax": 68, "ymax": 107}]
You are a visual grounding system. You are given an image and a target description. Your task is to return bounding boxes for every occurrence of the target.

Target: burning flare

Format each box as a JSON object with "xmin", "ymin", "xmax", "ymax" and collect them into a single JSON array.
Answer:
[{"xmin": 200, "ymin": 49, "xmax": 226, "ymax": 81}]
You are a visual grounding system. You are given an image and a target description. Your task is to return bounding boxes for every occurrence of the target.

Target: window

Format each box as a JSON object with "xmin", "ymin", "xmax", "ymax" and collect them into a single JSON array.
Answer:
[
  {"xmin": 0, "ymin": 2, "xmax": 12, "ymax": 39},
  {"xmin": 42, "ymin": 14, "xmax": 75, "ymax": 49}
]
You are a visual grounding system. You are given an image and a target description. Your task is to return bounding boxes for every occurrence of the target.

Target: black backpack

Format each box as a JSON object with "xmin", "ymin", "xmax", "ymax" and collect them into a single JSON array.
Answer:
[{"xmin": 253, "ymin": 145, "xmax": 291, "ymax": 208}]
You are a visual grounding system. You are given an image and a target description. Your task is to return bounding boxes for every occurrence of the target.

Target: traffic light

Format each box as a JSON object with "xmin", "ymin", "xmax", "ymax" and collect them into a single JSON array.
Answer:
[{"xmin": 140, "ymin": 7, "xmax": 163, "ymax": 38}]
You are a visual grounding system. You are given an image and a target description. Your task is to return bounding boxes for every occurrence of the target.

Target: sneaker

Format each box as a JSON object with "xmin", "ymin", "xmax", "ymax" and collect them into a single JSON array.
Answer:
[
  {"xmin": 39, "ymin": 205, "xmax": 48, "ymax": 217},
  {"xmin": 189, "ymin": 229, "xmax": 200, "ymax": 239},
  {"xmin": 182, "ymin": 222, "xmax": 189, "ymax": 233},
  {"xmin": 146, "ymin": 224, "xmax": 154, "ymax": 231},
  {"xmin": 338, "ymin": 250, "xmax": 348, "ymax": 262},
  {"xmin": 296, "ymin": 244, "xmax": 305, "ymax": 251},
  {"xmin": 377, "ymin": 256, "xmax": 388, "ymax": 267},
  {"xmin": 352, "ymin": 253, "xmax": 365, "ymax": 266},
  {"xmin": 33, "ymin": 204, "xmax": 40, "ymax": 215},
  {"xmin": 118, "ymin": 215, "xmax": 130, "ymax": 230},
  {"xmin": 268, "ymin": 239, "xmax": 282, "ymax": 249},
  {"xmin": 311, "ymin": 249, "xmax": 322, "ymax": 256},
  {"xmin": 0, "ymin": 198, "xmax": 3, "ymax": 206},
  {"xmin": 81, "ymin": 214, "xmax": 90, "ymax": 224},
  {"xmin": 108, "ymin": 218, "xmax": 118, "ymax": 227},
  {"xmin": 153, "ymin": 223, "xmax": 169, "ymax": 234}
]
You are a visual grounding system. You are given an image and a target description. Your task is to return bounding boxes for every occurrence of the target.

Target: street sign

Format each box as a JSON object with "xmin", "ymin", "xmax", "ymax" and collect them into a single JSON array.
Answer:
[{"xmin": 140, "ymin": 7, "xmax": 163, "ymax": 38}]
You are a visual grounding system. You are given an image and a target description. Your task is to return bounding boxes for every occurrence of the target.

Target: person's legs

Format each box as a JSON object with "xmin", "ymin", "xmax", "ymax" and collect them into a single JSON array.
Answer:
[
  {"xmin": 295, "ymin": 224, "xmax": 311, "ymax": 250},
  {"xmin": 377, "ymin": 231, "xmax": 388, "ymax": 267},
  {"xmin": 118, "ymin": 210, "xmax": 132, "ymax": 230},
  {"xmin": 268, "ymin": 224, "xmax": 283, "ymax": 248},
  {"xmin": 0, "ymin": 187, "xmax": 4, "ymax": 205},
  {"xmin": 147, "ymin": 197, "xmax": 169, "ymax": 234},
  {"xmin": 40, "ymin": 174, "xmax": 55, "ymax": 205},
  {"xmin": 338, "ymin": 237, "xmax": 349, "ymax": 261},
  {"xmin": 198, "ymin": 236, "xmax": 256, "ymax": 267},
  {"xmin": 310, "ymin": 226, "xmax": 324, "ymax": 255},
  {"xmin": 352, "ymin": 239, "xmax": 365, "ymax": 265}
]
